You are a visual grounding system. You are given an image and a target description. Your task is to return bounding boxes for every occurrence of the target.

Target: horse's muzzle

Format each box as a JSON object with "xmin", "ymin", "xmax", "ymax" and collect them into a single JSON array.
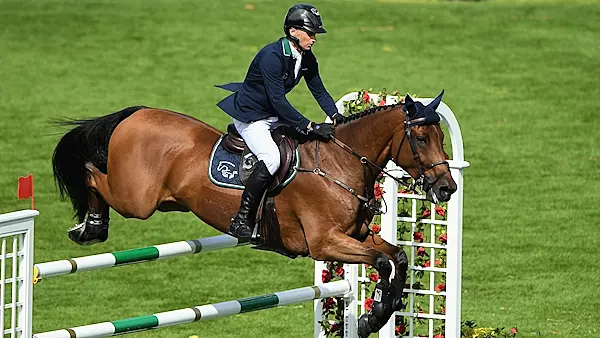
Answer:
[{"xmin": 424, "ymin": 174, "xmax": 457, "ymax": 203}]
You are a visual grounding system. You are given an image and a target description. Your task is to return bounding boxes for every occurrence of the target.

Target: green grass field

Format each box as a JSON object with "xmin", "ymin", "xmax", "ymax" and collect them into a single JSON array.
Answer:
[{"xmin": 1, "ymin": 0, "xmax": 599, "ymax": 337}]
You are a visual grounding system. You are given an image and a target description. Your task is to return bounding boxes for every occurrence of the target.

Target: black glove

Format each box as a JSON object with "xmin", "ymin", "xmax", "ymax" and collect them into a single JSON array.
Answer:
[
  {"xmin": 331, "ymin": 113, "xmax": 345, "ymax": 125},
  {"xmin": 311, "ymin": 122, "xmax": 335, "ymax": 140}
]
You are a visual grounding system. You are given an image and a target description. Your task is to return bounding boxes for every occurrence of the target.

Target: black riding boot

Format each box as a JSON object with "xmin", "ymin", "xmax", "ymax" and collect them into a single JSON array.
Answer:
[{"xmin": 228, "ymin": 160, "xmax": 274, "ymax": 240}]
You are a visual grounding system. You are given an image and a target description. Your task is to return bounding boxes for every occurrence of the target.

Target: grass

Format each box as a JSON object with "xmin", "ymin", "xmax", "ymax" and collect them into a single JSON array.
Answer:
[{"xmin": 0, "ymin": 0, "xmax": 599, "ymax": 337}]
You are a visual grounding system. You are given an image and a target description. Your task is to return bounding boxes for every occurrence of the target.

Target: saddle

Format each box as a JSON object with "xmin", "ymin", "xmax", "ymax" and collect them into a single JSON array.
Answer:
[
  {"xmin": 221, "ymin": 124, "xmax": 298, "ymax": 258},
  {"xmin": 223, "ymin": 124, "xmax": 297, "ymax": 193}
]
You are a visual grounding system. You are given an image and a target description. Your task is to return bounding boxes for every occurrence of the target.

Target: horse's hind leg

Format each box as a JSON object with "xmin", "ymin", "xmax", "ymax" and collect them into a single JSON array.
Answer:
[
  {"xmin": 67, "ymin": 187, "xmax": 111, "ymax": 246},
  {"xmin": 306, "ymin": 230, "xmax": 398, "ymax": 338}
]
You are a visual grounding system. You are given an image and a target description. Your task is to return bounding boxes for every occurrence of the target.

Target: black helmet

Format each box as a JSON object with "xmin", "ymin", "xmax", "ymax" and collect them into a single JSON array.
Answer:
[{"xmin": 283, "ymin": 4, "xmax": 327, "ymax": 35}]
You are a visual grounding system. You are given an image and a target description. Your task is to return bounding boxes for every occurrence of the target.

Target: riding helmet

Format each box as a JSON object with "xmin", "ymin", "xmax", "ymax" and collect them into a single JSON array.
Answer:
[{"xmin": 283, "ymin": 4, "xmax": 327, "ymax": 35}]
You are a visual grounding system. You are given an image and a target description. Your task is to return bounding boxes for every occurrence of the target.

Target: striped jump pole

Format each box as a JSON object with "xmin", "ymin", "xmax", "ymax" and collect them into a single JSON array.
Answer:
[
  {"xmin": 33, "ymin": 280, "xmax": 351, "ymax": 338},
  {"xmin": 34, "ymin": 234, "xmax": 246, "ymax": 280}
]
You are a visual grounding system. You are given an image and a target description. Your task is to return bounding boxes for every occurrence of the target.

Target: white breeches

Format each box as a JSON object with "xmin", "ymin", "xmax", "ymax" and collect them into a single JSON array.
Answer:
[{"xmin": 233, "ymin": 117, "xmax": 281, "ymax": 175}]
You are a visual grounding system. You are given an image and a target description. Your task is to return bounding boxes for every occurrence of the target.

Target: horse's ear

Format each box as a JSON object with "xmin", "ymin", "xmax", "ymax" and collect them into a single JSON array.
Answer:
[
  {"xmin": 403, "ymin": 94, "xmax": 416, "ymax": 116},
  {"xmin": 427, "ymin": 90, "xmax": 445, "ymax": 111}
]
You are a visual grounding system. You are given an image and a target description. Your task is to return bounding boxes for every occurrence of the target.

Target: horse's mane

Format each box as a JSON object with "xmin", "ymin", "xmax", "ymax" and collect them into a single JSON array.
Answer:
[{"xmin": 337, "ymin": 103, "xmax": 403, "ymax": 125}]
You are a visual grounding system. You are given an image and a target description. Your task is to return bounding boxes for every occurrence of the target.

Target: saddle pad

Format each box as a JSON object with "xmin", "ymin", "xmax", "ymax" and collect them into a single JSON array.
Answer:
[
  {"xmin": 208, "ymin": 135, "xmax": 300, "ymax": 190},
  {"xmin": 208, "ymin": 136, "xmax": 245, "ymax": 189}
]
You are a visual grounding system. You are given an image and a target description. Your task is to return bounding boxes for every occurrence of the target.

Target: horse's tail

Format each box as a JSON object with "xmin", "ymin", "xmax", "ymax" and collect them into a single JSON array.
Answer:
[{"xmin": 52, "ymin": 106, "xmax": 146, "ymax": 222}]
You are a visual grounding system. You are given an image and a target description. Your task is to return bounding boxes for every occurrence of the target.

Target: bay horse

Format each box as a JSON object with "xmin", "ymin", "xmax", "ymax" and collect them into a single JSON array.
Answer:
[{"xmin": 52, "ymin": 92, "xmax": 456, "ymax": 337}]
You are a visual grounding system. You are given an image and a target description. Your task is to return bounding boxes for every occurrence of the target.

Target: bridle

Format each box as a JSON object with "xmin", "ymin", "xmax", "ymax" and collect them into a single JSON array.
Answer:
[{"xmin": 392, "ymin": 111, "xmax": 450, "ymax": 193}]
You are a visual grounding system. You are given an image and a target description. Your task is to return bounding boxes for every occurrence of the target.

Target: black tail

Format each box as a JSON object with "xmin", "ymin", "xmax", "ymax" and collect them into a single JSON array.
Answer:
[{"xmin": 52, "ymin": 106, "xmax": 146, "ymax": 222}]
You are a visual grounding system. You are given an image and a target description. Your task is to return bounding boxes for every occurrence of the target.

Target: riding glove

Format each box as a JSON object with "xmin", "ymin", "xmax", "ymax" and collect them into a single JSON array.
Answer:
[
  {"xmin": 331, "ymin": 113, "xmax": 345, "ymax": 125},
  {"xmin": 311, "ymin": 122, "xmax": 335, "ymax": 140}
]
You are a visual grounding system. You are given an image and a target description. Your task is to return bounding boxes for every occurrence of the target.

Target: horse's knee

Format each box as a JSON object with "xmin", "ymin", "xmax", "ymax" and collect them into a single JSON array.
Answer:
[{"xmin": 374, "ymin": 252, "xmax": 393, "ymax": 278}]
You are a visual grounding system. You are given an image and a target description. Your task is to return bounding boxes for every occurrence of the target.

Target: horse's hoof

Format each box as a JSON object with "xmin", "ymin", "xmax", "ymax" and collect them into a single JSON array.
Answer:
[
  {"xmin": 67, "ymin": 222, "xmax": 108, "ymax": 246},
  {"xmin": 357, "ymin": 314, "xmax": 372, "ymax": 338}
]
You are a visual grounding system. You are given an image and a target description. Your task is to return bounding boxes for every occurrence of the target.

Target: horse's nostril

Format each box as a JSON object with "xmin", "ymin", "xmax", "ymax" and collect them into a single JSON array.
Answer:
[{"xmin": 438, "ymin": 185, "xmax": 455, "ymax": 200}]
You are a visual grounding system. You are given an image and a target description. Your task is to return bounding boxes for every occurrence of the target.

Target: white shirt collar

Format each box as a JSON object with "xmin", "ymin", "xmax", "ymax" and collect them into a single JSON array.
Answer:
[{"xmin": 290, "ymin": 42, "xmax": 302, "ymax": 60}]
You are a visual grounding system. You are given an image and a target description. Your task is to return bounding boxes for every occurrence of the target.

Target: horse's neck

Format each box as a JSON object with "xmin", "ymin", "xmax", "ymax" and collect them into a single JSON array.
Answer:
[{"xmin": 336, "ymin": 107, "xmax": 403, "ymax": 169}]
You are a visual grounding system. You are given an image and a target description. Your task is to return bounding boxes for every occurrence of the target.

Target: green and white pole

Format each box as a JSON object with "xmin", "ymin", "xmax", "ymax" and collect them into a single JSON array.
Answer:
[
  {"xmin": 34, "ymin": 235, "xmax": 245, "ymax": 280},
  {"xmin": 33, "ymin": 280, "xmax": 351, "ymax": 338}
]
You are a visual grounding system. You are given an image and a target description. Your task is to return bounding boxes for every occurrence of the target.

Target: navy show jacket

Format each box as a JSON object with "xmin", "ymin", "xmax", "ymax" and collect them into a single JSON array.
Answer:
[{"xmin": 216, "ymin": 37, "xmax": 338, "ymax": 129}]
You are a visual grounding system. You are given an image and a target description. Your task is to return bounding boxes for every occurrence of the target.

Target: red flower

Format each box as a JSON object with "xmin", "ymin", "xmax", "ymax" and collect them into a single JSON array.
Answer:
[
  {"xmin": 323, "ymin": 297, "xmax": 336, "ymax": 310},
  {"xmin": 413, "ymin": 232, "xmax": 424, "ymax": 242},
  {"xmin": 378, "ymin": 99, "xmax": 386, "ymax": 106},
  {"xmin": 369, "ymin": 272, "xmax": 379, "ymax": 282},
  {"xmin": 438, "ymin": 233, "xmax": 447, "ymax": 244},
  {"xmin": 364, "ymin": 298, "xmax": 374, "ymax": 311},
  {"xmin": 378, "ymin": 172, "xmax": 384, "ymax": 179},
  {"xmin": 435, "ymin": 283, "xmax": 446, "ymax": 292},
  {"xmin": 422, "ymin": 209, "xmax": 431, "ymax": 218},
  {"xmin": 331, "ymin": 323, "xmax": 341, "ymax": 333},
  {"xmin": 422, "ymin": 260, "xmax": 430, "ymax": 268},
  {"xmin": 399, "ymin": 189, "xmax": 410, "ymax": 194},
  {"xmin": 434, "ymin": 334, "xmax": 444, "ymax": 338},
  {"xmin": 374, "ymin": 183, "xmax": 384, "ymax": 200},
  {"xmin": 435, "ymin": 206, "xmax": 446, "ymax": 217},
  {"xmin": 335, "ymin": 266, "xmax": 344, "ymax": 277},
  {"xmin": 417, "ymin": 247, "xmax": 427, "ymax": 256},
  {"xmin": 442, "ymin": 306, "xmax": 446, "ymax": 314},
  {"xmin": 363, "ymin": 91, "xmax": 370, "ymax": 102},
  {"xmin": 371, "ymin": 224, "xmax": 381, "ymax": 234},
  {"xmin": 435, "ymin": 258, "xmax": 442, "ymax": 267},
  {"xmin": 322, "ymin": 270, "xmax": 331, "ymax": 283},
  {"xmin": 510, "ymin": 327, "xmax": 518, "ymax": 334},
  {"xmin": 395, "ymin": 324, "xmax": 406, "ymax": 334}
]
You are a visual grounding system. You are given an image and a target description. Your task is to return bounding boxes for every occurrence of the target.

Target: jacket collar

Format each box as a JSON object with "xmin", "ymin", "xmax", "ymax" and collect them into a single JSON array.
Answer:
[
  {"xmin": 282, "ymin": 37, "xmax": 302, "ymax": 59},
  {"xmin": 282, "ymin": 37, "xmax": 292, "ymax": 57}
]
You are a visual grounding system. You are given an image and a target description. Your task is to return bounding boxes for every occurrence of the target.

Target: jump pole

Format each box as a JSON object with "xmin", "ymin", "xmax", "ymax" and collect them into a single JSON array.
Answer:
[
  {"xmin": 33, "ymin": 280, "xmax": 351, "ymax": 338},
  {"xmin": 34, "ymin": 234, "xmax": 246, "ymax": 280}
]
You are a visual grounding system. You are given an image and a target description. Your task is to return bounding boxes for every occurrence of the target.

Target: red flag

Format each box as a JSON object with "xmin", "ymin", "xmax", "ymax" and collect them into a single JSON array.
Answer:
[{"xmin": 17, "ymin": 174, "xmax": 34, "ymax": 209}]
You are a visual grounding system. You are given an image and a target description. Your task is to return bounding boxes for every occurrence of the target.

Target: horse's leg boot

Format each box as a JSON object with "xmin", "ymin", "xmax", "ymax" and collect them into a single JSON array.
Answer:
[
  {"xmin": 67, "ymin": 213, "xmax": 109, "ymax": 246},
  {"xmin": 228, "ymin": 160, "xmax": 273, "ymax": 240}
]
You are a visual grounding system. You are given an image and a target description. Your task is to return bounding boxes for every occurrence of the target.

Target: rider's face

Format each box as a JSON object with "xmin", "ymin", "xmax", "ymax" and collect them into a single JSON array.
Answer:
[{"xmin": 289, "ymin": 28, "xmax": 316, "ymax": 51}]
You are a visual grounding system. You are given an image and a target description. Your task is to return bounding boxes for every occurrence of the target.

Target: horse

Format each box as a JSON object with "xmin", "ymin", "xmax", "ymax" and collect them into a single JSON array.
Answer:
[{"xmin": 51, "ymin": 91, "xmax": 456, "ymax": 337}]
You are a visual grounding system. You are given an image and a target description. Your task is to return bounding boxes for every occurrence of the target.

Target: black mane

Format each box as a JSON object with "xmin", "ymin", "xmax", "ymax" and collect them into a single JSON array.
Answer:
[{"xmin": 337, "ymin": 103, "xmax": 403, "ymax": 125}]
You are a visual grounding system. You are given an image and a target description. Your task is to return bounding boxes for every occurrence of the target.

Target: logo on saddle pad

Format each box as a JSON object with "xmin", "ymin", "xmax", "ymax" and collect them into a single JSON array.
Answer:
[{"xmin": 217, "ymin": 161, "xmax": 238, "ymax": 180}]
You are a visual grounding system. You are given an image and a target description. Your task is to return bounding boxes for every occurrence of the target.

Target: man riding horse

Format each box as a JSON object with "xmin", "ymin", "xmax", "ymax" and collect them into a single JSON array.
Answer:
[{"xmin": 215, "ymin": 3, "xmax": 343, "ymax": 241}]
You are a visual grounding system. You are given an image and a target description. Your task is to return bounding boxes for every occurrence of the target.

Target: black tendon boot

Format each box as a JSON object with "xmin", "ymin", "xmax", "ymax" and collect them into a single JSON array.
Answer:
[{"xmin": 228, "ymin": 160, "xmax": 274, "ymax": 241}]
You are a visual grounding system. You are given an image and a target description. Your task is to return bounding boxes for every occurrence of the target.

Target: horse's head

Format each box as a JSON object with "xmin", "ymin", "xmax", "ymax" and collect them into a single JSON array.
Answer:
[{"xmin": 392, "ymin": 90, "xmax": 457, "ymax": 203}]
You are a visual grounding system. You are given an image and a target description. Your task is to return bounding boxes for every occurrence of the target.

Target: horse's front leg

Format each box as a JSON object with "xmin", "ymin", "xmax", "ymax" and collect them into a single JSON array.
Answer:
[
  {"xmin": 361, "ymin": 235, "xmax": 408, "ymax": 332},
  {"xmin": 305, "ymin": 229, "xmax": 398, "ymax": 338}
]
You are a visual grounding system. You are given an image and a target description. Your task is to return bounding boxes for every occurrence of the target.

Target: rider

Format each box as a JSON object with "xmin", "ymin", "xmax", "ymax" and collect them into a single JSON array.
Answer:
[{"xmin": 216, "ymin": 3, "xmax": 344, "ymax": 240}]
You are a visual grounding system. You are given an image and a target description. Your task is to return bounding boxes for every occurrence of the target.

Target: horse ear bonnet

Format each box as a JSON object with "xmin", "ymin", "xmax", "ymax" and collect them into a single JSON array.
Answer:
[{"xmin": 403, "ymin": 90, "xmax": 444, "ymax": 126}]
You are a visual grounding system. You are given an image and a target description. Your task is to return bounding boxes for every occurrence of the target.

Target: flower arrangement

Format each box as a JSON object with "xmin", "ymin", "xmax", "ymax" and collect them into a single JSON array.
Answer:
[{"xmin": 318, "ymin": 89, "xmax": 517, "ymax": 337}]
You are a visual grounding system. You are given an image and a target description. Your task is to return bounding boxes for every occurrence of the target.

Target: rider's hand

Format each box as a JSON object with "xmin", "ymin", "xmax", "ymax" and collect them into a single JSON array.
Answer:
[
  {"xmin": 331, "ymin": 113, "xmax": 345, "ymax": 126},
  {"xmin": 310, "ymin": 122, "xmax": 335, "ymax": 140}
]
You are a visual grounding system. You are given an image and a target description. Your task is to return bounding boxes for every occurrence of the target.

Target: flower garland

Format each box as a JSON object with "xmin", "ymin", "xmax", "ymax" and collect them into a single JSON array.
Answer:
[{"xmin": 318, "ymin": 89, "xmax": 517, "ymax": 338}]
